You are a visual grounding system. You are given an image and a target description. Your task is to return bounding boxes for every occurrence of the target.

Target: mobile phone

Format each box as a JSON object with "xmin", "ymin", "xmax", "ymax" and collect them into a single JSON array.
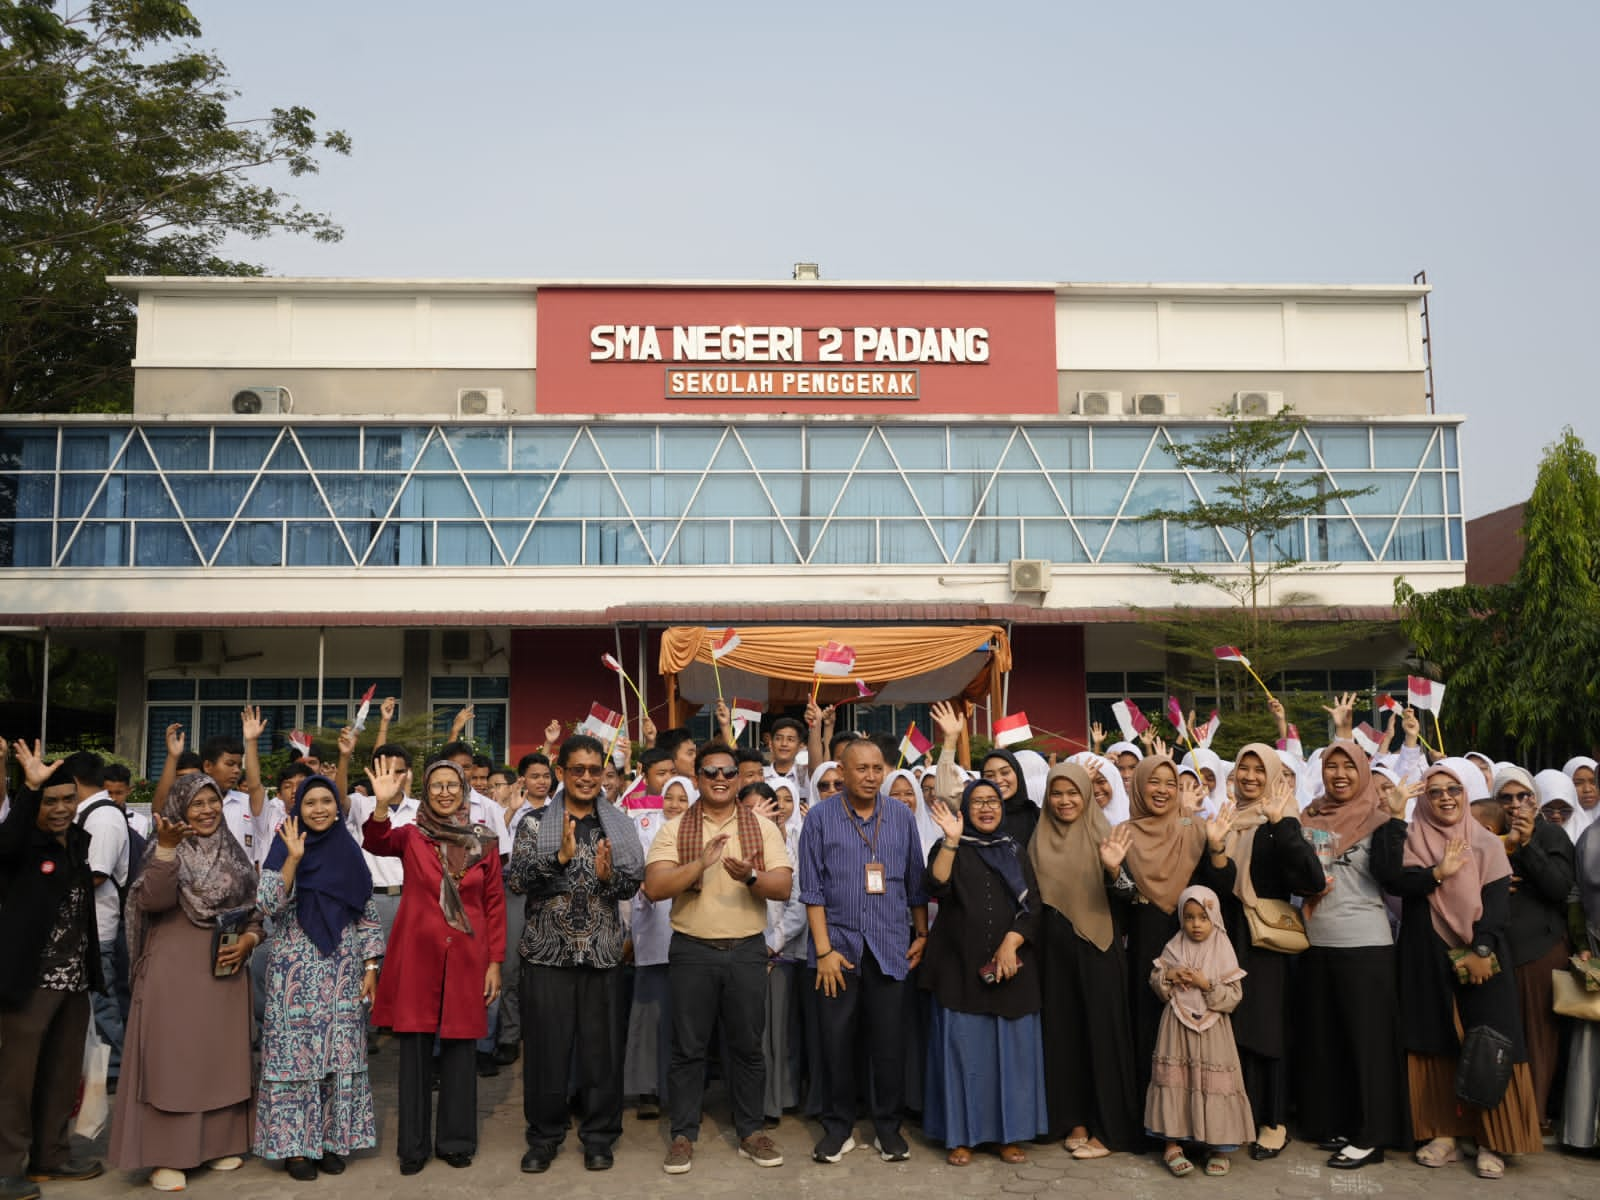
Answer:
[{"xmin": 213, "ymin": 932, "xmax": 241, "ymax": 977}]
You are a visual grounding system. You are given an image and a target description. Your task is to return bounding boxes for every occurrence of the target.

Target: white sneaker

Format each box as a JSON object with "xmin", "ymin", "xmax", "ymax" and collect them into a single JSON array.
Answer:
[
  {"xmin": 205, "ymin": 1157, "xmax": 243, "ymax": 1172},
  {"xmin": 813, "ymin": 1134, "xmax": 856, "ymax": 1164},
  {"xmin": 149, "ymin": 1168, "xmax": 185, "ymax": 1191}
]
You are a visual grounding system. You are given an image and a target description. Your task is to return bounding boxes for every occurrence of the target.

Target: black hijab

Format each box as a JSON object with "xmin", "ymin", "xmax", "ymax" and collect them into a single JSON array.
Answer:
[
  {"xmin": 981, "ymin": 747, "xmax": 1039, "ymax": 843},
  {"xmin": 957, "ymin": 778, "xmax": 1031, "ymax": 913}
]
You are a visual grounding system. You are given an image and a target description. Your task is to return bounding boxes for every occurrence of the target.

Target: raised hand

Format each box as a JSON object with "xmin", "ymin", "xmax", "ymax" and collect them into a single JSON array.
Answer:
[
  {"xmin": 715, "ymin": 698, "xmax": 731, "ymax": 726},
  {"xmin": 279, "ymin": 815, "xmax": 306, "ymax": 861},
  {"xmin": 1138, "ymin": 726, "xmax": 1155, "ymax": 751},
  {"xmin": 1099, "ymin": 824, "xmax": 1133, "ymax": 874},
  {"xmin": 544, "ymin": 718, "xmax": 562, "ymax": 746},
  {"xmin": 641, "ymin": 715, "xmax": 657, "ymax": 746},
  {"xmin": 1378, "ymin": 713, "xmax": 1397, "ymax": 753},
  {"xmin": 1204, "ymin": 800, "xmax": 1237, "ymax": 853},
  {"xmin": 1089, "ymin": 720, "xmax": 1107, "ymax": 751},
  {"xmin": 1322, "ymin": 691, "xmax": 1358, "ymax": 738},
  {"xmin": 594, "ymin": 837, "xmax": 613, "ymax": 881},
  {"xmin": 929, "ymin": 796, "xmax": 963, "ymax": 842},
  {"xmin": 13, "ymin": 738, "xmax": 63, "ymax": 789},
  {"xmin": 364, "ymin": 755, "xmax": 407, "ymax": 810},
  {"xmin": 804, "ymin": 700, "xmax": 822, "ymax": 728},
  {"xmin": 1267, "ymin": 771, "xmax": 1297, "ymax": 822},
  {"xmin": 748, "ymin": 794, "xmax": 780, "ymax": 824},
  {"xmin": 931, "ymin": 700, "xmax": 963, "ymax": 744},
  {"xmin": 380, "ymin": 695, "xmax": 397, "ymax": 722},
  {"xmin": 1179, "ymin": 772, "xmax": 1205, "ymax": 815},
  {"xmin": 1401, "ymin": 706, "xmax": 1421, "ymax": 745},
  {"xmin": 154, "ymin": 812, "xmax": 196, "ymax": 849},
  {"xmin": 241, "ymin": 704, "xmax": 267, "ymax": 743},
  {"xmin": 338, "ymin": 724, "xmax": 357, "ymax": 757},
  {"xmin": 1151, "ymin": 735, "xmax": 1170, "ymax": 759},
  {"xmin": 165, "ymin": 722, "xmax": 186, "ymax": 757},
  {"xmin": 558, "ymin": 815, "xmax": 579, "ymax": 865},
  {"xmin": 1392, "ymin": 779, "xmax": 1423, "ymax": 819},
  {"xmin": 1437, "ymin": 836, "xmax": 1470, "ymax": 879}
]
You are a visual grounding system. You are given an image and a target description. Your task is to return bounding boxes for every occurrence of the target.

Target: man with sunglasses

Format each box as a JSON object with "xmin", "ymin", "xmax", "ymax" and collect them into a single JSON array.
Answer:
[{"xmin": 643, "ymin": 742, "xmax": 792, "ymax": 1175}]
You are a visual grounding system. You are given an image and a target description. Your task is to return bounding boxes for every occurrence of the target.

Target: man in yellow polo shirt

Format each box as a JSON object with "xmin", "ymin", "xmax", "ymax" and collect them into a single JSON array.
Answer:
[{"xmin": 643, "ymin": 741, "xmax": 791, "ymax": 1176}]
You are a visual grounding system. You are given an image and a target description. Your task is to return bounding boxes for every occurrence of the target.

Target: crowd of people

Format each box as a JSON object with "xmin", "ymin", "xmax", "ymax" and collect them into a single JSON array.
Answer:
[{"xmin": 2, "ymin": 688, "xmax": 1600, "ymax": 1196}]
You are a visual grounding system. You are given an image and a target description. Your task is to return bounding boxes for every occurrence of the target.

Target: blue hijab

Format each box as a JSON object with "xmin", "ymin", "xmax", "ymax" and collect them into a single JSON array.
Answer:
[
  {"xmin": 959, "ymin": 778, "xmax": 1031, "ymax": 913},
  {"xmin": 263, "ymin": 774, "xmax": 372, "ymax": 956}
]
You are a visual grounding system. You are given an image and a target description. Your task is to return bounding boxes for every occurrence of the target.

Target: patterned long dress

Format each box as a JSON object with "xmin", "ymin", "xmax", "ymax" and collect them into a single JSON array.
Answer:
[{"xmin": 252, "ymin": 870, "xmax": 384, "ymax": 1160}]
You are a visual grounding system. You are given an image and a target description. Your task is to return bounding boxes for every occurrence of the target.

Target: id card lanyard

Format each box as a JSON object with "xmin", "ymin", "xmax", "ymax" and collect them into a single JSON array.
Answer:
[{"xmin": 851, "ymin": 803, "xmax": 887, "ymax": 895}]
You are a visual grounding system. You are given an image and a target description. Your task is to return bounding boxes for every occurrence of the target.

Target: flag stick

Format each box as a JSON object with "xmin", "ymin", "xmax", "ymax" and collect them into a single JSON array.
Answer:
[
  {"xmin": 711, "ymin": 654, "xmax": 724, "ymax": 708},
  {"xmin": 605, "ymin": 722, "xmax": 623, "ymax": 767},
  {"xmin": 1240, "ymin": 662, "xmax": 1278, "ymax": 705},
  {"xmin": 1432, "ymin": 709, "xmax": 1447, "ymax": 758},
  {"xmin": 809, "ymin": 674, "xmax": 822, "ymax": 706}
]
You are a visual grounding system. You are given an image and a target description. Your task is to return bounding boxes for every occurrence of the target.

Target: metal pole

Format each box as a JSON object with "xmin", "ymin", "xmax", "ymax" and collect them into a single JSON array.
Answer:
[
  {"xmin": 39, "ymin": 629, "xmax": 51, "ymax": 747},
  {"xmin": 636, "ymin": 624, "xmax": 649, "ymax": 740},
  {"xmin": 316, "ymin": 627, "xmax": 325, "ymax": 729},
  {"xmin": 614, "ymin": 626, "xmax": 630, "ymax": 737}
]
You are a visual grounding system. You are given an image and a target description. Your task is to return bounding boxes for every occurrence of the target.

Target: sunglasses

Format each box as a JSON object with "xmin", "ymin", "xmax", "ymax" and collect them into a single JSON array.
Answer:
[
  {"xmin": 563, "ymin": 763, "xmax": 605, "ymax": 778},
  {"xmin": 1425, "ymin": 785, "xmax": 1465, "ymax": 800},
  {"xmin": 1499, "ymin": 790, "xmax": 1534, "ymax": 803},
  {"xmin": 698, "ymin": 765, "xmax": 739, "ymax": 780},
  {"xmin": 815, "ymin": 779, "xmax": 843, "ymax": 793}
]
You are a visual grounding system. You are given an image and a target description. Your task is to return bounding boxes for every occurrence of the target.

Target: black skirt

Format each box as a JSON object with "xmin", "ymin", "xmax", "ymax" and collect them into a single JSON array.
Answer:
[{"xmin": 1123, "ymin": 901, "xmax": 1180, "ymax": 1099}]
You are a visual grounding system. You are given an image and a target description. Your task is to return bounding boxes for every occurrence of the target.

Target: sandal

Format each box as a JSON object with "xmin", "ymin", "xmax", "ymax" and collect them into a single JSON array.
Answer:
[
  {"xmin": 1164, "ymin": 1149, "xmax": 1194, "ymax": 1177},
  {"xmin": 999, "ymin": 1143, "xmax": 1028, "ymax": 1164},
  {"xmin": 946, "ymin": 1146, "xmax": 972, "ymax": 1166},
  {"xmin": 1204, "ymin": 1154, "xmax": 1230, "ymax": 1177},
  {"xmin": 1415, "ymin": 1137, "xmax": 1459, "ymax": 1168},
  {"xmin": 1072, "ymin": 1140, "xmax": 1111, "ymax": 1160},
  {"xmin": 1063, "ymin": 1136, "xmax": 1089, "ymax": 1153},
  {"xmin": 1476, "ymin": 1150, "xmax": 1505, "ymax": 1180}
]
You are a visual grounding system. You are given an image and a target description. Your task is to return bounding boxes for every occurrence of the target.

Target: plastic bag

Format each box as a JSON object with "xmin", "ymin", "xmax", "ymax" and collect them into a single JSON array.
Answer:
[{"xmin": 73, "ymin": 1020, "xmax": 111, "ymax": 1139}]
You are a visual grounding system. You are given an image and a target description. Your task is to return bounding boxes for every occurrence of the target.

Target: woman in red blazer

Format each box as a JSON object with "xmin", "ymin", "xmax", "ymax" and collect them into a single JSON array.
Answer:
[{"xmin": 363, "ymin": 755, "xmax": 504, "ymax": 1175}]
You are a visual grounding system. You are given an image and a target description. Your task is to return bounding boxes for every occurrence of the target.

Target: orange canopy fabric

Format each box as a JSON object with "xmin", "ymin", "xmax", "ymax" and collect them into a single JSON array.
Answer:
[{"xmin": 658, "ymin": 624, "xmax": 1010, "ymax": 707}]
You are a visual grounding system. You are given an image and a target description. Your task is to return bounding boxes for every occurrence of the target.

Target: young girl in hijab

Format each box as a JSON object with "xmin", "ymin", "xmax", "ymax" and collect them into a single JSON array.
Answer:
[
  {"xmin": 1395, "ymin": 761, "xmax": 1542, "ymax": 1178},
  {"xmin": 1067, "ymin": 752, "xmax": 1130, "ymax": 825},
  {"xmin": 1030, "ymin": 763, "xmax": 1143, "ymax": 1156},
  {"xmin": 109, "ymin": 774, "xmax": 262, "ymax": 1192},
  {"xmin": 1291, "ymin": 739, "xmax": 1410, "ymax": 1168},
  {"xmin": 362, "ymin": 757, "xmax": 504, "ymax": 1175},
  {"xmin": 1145, "ymin": 885, "xmax": 1253, "ymax": 1178},
  {"xmin": 254, "ymin": 775, "xmax": 383, "ymax": 1180},
  {"xmin": 922, "ymin": 778, "xmax": 1047, "ymax": 1165}
]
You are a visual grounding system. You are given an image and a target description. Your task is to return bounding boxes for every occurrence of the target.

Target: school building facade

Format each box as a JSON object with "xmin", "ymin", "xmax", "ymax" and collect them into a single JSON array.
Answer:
[{"xmin": 0, "ymin": 275, "xmax": 1463, "ymax": 771}]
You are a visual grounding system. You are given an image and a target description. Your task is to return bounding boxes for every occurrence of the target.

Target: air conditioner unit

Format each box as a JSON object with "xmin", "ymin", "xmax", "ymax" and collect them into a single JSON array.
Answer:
[
  {"xmin": 1074, "ymin": 390, "xmax": 1121, "ymax": 416},
  {"xmin": 456, "ymin": 387, "xmax": 506, "ymax": 417},
  {"xmin": 1233, "ymin": 389, "xmax": 1284, "ymax": 416},
  {"xmin": 173, "ymin": 630, "xmax": 211, "ymax": 664},
  {"xmin": 1009, "ymin": 558, "xmax": 1052, "ymax": 594},
  {"xmin": 1129, "ymin": 392, "xmax": 1178, "ymax": 416},
  {"xmin": 231, "ymin": 386, "xmax": 290, "ymax": 415},
  {"xmin": 440, "ymin": 630, "xmax": 475, "ymax": 662}
]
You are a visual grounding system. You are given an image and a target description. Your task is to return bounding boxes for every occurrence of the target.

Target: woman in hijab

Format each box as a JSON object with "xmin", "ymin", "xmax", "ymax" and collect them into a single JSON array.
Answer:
[
  {"xmin": 976, "ymin": 748, "xmax": 1040, "ymax": 842},
  {"xmin": 1395, "ymin": 761, "xmax": 1542, "ymax": 1178},
  {"xmin": 1564, "ymin": 817, "xmax": 1600, "ymax": 1149},
  {"xmin": 1105, "ymin": 740, "xmax": 1143, "ymax": 796},
  {"xmin": 921, "ymin": 778, "xmax": 1046, "ymax": 1165},
  {"xmin": 1012, "ymin": 751, "xmax": 1051, "ymax": 814},
  {"xmin": 1196, "ymin": 744, "xmax": 1324, "ymax": 1160},
  {"xmin": 1068, "ymin": 752, "xmax": 1130, "ymax": 825},
  {"xmin": 1493, "ymin": 766, "xmax": 1574, "ymax": 1133},
  {"xmin": 108, "ymin": 774, "xmax": 262, "ymax": 1192},
  {"xmin": 1116, "ymin": 756, "xmax": 1217, "ymax": 1099},
  {"xmin": 1565, "ymin": 755, "xmax": 1600, "ymax": 829},
  {"xmin": 1534, "ymin": 768, "xmax": 1587, "ymax": 843},
  {"xmin": 1180, "ymin": 749, "xmax": 1230, "ymax": 819},
  {"xmin": 254, "ymin": 775, "xmax": 383, "ymax": 1180},
  {"xmin": 362, "ymin": 756, "xmax": 504, "ymax": 1176},
  {"xmin": 1291, "ymin": 739, "xmax": 1410, "ymax": 1168},
  {"xmin": 1029, "ymin": 763, "xmax": 1142, "ymax": 1157}
]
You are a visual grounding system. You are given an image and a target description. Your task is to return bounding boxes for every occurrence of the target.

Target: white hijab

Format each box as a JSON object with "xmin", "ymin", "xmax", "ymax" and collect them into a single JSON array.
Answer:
[
  {"xmin": 1068, "ymin": 751, "xmax": 1130, "ymax": 825},
  {"xmin": 883, "ymin": 767, "xmax": 940, "ymax": 858},
  {"xmin": 1014, "ymin": 750, "xmax": 1050, "ymax": 811},
  {"xmin": 1537, "ymin": 767, "xmax": 1590, "ymax": 844},
  {"xmin": 1181, "ymin": 748, "xmax": 1230, "ymax": 818}
]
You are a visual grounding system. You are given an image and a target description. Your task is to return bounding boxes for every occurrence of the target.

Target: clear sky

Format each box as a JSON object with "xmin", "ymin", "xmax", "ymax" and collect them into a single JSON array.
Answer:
[{"xmin": 189, "ymin": 0, "xmax": 1598, "ymax": 518}]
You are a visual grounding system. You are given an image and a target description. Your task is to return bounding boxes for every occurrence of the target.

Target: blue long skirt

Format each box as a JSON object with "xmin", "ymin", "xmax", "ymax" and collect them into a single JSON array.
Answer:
[{"xmin": 923, "ymin": 1004, "xmax": 1049, "ymax": 1148}]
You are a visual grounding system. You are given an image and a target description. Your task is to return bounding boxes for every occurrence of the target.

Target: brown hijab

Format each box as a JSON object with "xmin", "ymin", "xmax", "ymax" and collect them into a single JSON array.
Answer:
[
  {"xmin": 1225, "ymin": 743, "xmax": 1282, "ymax": 908},
  {"xmin": 416, "ymin": 760, "xmax": 496, "ymax": 934},
  {"xmin": 1300, "ymin": 739, "xmax": 1389, "ymax": 854},
  {"xmin": 1403, "ymin": 761, "xmax": 1513, "ymax": 947},
  {"xmin": 1157, "ymin": 885, "xmax": 1246, "ymax": 1032},
  {"xmin": 1123, "ymin": 755, "xmax": 1207, "ymax": 914},
  {"xmin": 1029, "ymin": 762, "xmax": 1114, "ymax": 951}
]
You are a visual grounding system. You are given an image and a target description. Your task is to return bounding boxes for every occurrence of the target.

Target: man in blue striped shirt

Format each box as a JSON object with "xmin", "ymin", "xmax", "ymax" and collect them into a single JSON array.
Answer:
[{"xmin": 797, "ymin": 738, "xmax": 929, "ymax": 1165}]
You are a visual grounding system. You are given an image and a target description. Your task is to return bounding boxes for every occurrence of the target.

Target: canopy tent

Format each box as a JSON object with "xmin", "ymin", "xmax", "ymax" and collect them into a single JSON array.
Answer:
[{"xmin": 658, "ymin": 624, "xmax": 1011, "ymax": 725}]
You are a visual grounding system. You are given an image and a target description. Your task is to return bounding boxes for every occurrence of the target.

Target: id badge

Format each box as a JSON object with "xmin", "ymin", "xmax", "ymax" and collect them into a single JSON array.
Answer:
[{"xmin": 865, "ymin": 861, "xmax": 886, "ymax": 895}]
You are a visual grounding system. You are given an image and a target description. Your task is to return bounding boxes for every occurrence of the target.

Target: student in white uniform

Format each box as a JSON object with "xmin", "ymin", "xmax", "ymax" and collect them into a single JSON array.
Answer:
[{"xmin": 68, "ymin": 752, "xmax": 129, "ymax": 1082}]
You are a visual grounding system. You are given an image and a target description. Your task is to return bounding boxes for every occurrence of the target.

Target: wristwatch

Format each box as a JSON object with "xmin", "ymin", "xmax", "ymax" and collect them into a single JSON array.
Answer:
[{"xmin": 744, "ymin": 868, "xmax": 759, "ymax": 887}]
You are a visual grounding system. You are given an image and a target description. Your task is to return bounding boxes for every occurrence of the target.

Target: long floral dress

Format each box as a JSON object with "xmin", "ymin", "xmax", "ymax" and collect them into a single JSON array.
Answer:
[{"xmin": 252, "ymin": 869, "xmax": 384, "ymax": 1160}]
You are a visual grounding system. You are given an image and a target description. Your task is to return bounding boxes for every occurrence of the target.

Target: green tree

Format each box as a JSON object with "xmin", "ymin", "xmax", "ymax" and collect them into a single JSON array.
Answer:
[
  {"xmin": 1397, "ymin": 426, "xmax": 1600, "ymax": 759},
  {"xmin": 0, "ymin": 0, "xmax": 350, "ymax": 412}
]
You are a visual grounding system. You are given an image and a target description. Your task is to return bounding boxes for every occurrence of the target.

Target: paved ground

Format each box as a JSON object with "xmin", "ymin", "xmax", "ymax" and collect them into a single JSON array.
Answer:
[{"xmin": 68, "ymin": 1043, "xmax": 1600, "ymax": 1200}]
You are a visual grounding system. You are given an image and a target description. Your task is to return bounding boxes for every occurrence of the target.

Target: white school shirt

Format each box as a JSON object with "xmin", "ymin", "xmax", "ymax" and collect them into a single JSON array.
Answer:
[
  {"xmin": 346, "ymin": 791, "xmax": 419, "ymax": 888},
  {"xmin": 76, "ymin": 790, "xmax": 128, "ymax": 945},
  {"xmin": 222, "ymin": 788, "xmax": 282, "ymax": 869},
  {"xmin": 469, "ymin": 789, "xmax": 513, "ymax": 857}
]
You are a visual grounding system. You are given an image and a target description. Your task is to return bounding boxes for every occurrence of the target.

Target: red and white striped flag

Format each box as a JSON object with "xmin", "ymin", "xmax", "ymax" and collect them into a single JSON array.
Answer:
[
  {"xmin": 1377, "ymin": 693, "xmax": 1404, "ymax": 717},
  {"xmin": 600, "ymin": 652, "xmax": 624, "ymax": 673},
  {"xmin": 288, "ymin": 730, "xmax": 311, "ymax": 756},
  {"xmin": 993, "ymin": 711, "xmax": 1032, "ymax": 748},
  {"xmin": 1353, "ymin": 722, "xmax": 1382, "ymax": 755},
  {"xmin": 1111, "ymin": 698, "xmax": 1148, "ymax": 741},
  {"xmin": 1214, "ymin": 645, "xmax": 1251, "ymax": 666},
  {"xmin": 1166, "ymin": 696, "xmax": 1188, "ymax": 740},
  {"xmin": 855, "ymin": 680, "xmax": 876, "ymax": 700},
  {"xmin": 731, "ymin": 697, "xmax": 762, "ymax": 727},
  {"xmin": 1407, "ymin": 676, "xmax": 1446, "ymax": 714},
  {"xmin": 352, "ymin": 684, "xmax": 376, "ymax": 732},
  {"xmin": 579, "ymin": 703, "xmax": 624, "ymax": 743},
  {"xmin": 1277, "ymin": 723, "xmax": 1304, "ymax": 758},
  {"xmin": 1196, "ymin": 710, "xmax": 1221, "ymax": 748},
  {"xmin": 711, "ymin": 628, "xmax": 741, "ymax": 660},
  {"xmin": 813, "ymin": 641, "xmax": 856, "ymax": 677},
  {"xmin": 899, "ymin": 723, "xmax": 933, "ymax": 765}
]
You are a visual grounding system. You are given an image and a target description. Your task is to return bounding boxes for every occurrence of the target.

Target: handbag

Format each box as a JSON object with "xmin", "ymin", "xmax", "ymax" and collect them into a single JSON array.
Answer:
[
  {"xmin": 1243, "ymin": 897, "xmax": 1309, "ymax": 954},
  {"xmin": 1553, "ymin": 969, "xmax": 1600, "ymax": 1021},
  {"xmin": 1455, "ymin": 1024, "xmax": 1514, "ymax": 1109}
]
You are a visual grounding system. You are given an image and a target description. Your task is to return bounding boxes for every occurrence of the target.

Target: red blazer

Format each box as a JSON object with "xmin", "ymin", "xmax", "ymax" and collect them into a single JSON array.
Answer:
[{"xmin": 363, "ymin": 819, "xmax": 506, "ymax": 1039}]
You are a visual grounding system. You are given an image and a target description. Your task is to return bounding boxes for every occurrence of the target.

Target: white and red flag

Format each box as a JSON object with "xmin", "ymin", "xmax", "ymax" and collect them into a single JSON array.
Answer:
[
  {"xmin": 1353, "ymin": 722, "xmax": 1381, "ymax": 755},
  {"xmin": 1196, "ymin": 710, "xmax": 1221, "ymax": 748},
  {"xmin": 1213, "ymin": 646, "xmax": 1251, "ymax": 666},
  {"xmin": 813, "ymin": 641, "xmax": 856, "ymax": 677},
  {"xmin": 1111, "ymin": 699, "xmax": 1148, "ymax": 742},
  {"xmin": 1166, "ymin": 697, "xmax": 1189, "ymax": 741},
  {"xmin": 711, "ymin": 629, "xmax": 741, "ymax": 660},
  {"xmin": 993, "ymin": 711, "xmax": 1032, "ymax": 748},
  {"xmin": 1377, "ymin": 693, "xmax": 1404, "ymax": 717},
  {"xmin": 855, "ymin": 680, "xmax": 876, "ymax": 700},
  {"xmin": 1278, "ymin": 723, "xmax": 1304, "ymax": 758},
  {"xmin": 288, "ymin": 730, "xmax": 311, "ymax": 756},
  {"xmin": 1407, "ymin": 676, "xmax": 1447, "ymax": 713},
  {"xmin": 899, "ymin": 724, "xmax": 933, "ymax": 765},
  {"xmin": 600, "ymin": 652, "xmax": 624, "ymax": 674},
  {"xmin": 579, "ymin": 703, "xmax": 624, "ymax": 744},
  {"xmin": 352, "ymin": 684, "xmax": 376, "ymax": 732}
]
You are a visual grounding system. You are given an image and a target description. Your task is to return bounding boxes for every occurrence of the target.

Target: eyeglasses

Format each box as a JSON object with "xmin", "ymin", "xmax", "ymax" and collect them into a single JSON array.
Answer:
[
  {"xmin": 1425, "ymin": 785, "xmax": 1465, "ymax": 801},
  {"xmin": 1500, "ymin": 790, "xmax": 1534, "ymax": 803},
  {"xmin": 564, "ymin": 764, "xmax": 605, "ymax": 778},
  {"xmin": 698, "ymin": 765, "xmax": 739, "ymax": 780},
  {"xmin": 427, "ymin": 781, "xmax": 462, "ymax": 795},
  {"xmin": 969, "ymin": 796, "xmax": 1003, "ymax": 810},
  {"xmin": 815, "ymin": 779, "xmax": 843, "ymax": 793}
]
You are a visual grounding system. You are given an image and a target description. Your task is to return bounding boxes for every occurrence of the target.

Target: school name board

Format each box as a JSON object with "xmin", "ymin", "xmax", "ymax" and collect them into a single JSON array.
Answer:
[{"xmin": 536, "ymin": 287, "xmax": 1057, "ymax": 415}]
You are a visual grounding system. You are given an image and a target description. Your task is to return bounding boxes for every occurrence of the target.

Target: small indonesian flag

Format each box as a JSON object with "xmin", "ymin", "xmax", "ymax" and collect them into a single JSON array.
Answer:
[
  {"xmin": 1353, "ymin": 722, "xmax": 1381, "ymax": 755},
  {"xmin": 600, "ymin": 652, "xmax": 624, "ymax": 674},
  {"xmin": 899, "ymin": 723, "xmax": 933, "ymax": 765},
  {"xmin": 855, "ymin": 680, "xmax": 877, "ymax": 700},
  {"xmin": 1166, "ymin": 696, "xmax": 1188, "ymax": 740},
  {"xmin": 1407, "ymin": 676, "xmax": 1446, "ymax": 714},
  {"xmin": 1111, "ymin": 699, "xmax": 1149, "ymax": 741},
  {"xmin": 731, "ymin": 697, "xmax": 762, "ymax": 727},
  {"xmin": 711, "ymin": 628, "xmax": 741, "ymax": 660},
  {"xmin": 813, "ymin": 641, "xmax": 856, "ymax": 677},
  {"xmin": 1377, "ymin": 693, "xmax": 1404, "ymax": 716},
  {"xmin": 1196, "ymin": 710, "xmax": 1221, "ymax": 748},
  {"xmin": 352, "ymin": 684, "xmax": 376, "ymax": 732},
  {"xmin": 1277, "ymin": 723, "xmax": 1304, "ymax": 758},
  {"xmin": 579, "ymin": 702, "xmax": 624, "ymax": 743},
  {"xmin": 993, "ymin": 711, "xmax": 1032, "ymax": 748},
  {"xmin": 288, "ymin": 730, "xmax": 311, "ymax": 756},
  {"xmin": 1214, "ymin": 645, "xmax": 1251, "ymax": 666}
]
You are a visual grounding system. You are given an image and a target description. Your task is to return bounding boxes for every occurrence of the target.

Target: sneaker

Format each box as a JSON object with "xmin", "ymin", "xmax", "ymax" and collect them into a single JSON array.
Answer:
[
  {"xmin": 662, "ymin": 1136, "xmax": 694, "ymax": 1175},
  {"xmin": 873, "ymin": 1132, "xmax": 910, "ymax": 1162},
  {"xmin": 812, "ymin": 1133, "xmax": 855, "ymax": 1164},
  {"xmin": 0, "ymin": 1178, "xmax": 42, "ymax": 1200},
  {"xmin": 739, "ymin": 1133, "xmax": 784, "ymax": 1167},
  {"xmin": 204, "ymin": 1158, "xmax": 242, "ymax": 1172},
  {"xmin": 149, "ymin": 1168, "xmax": 186, "ymax": 1192}
]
